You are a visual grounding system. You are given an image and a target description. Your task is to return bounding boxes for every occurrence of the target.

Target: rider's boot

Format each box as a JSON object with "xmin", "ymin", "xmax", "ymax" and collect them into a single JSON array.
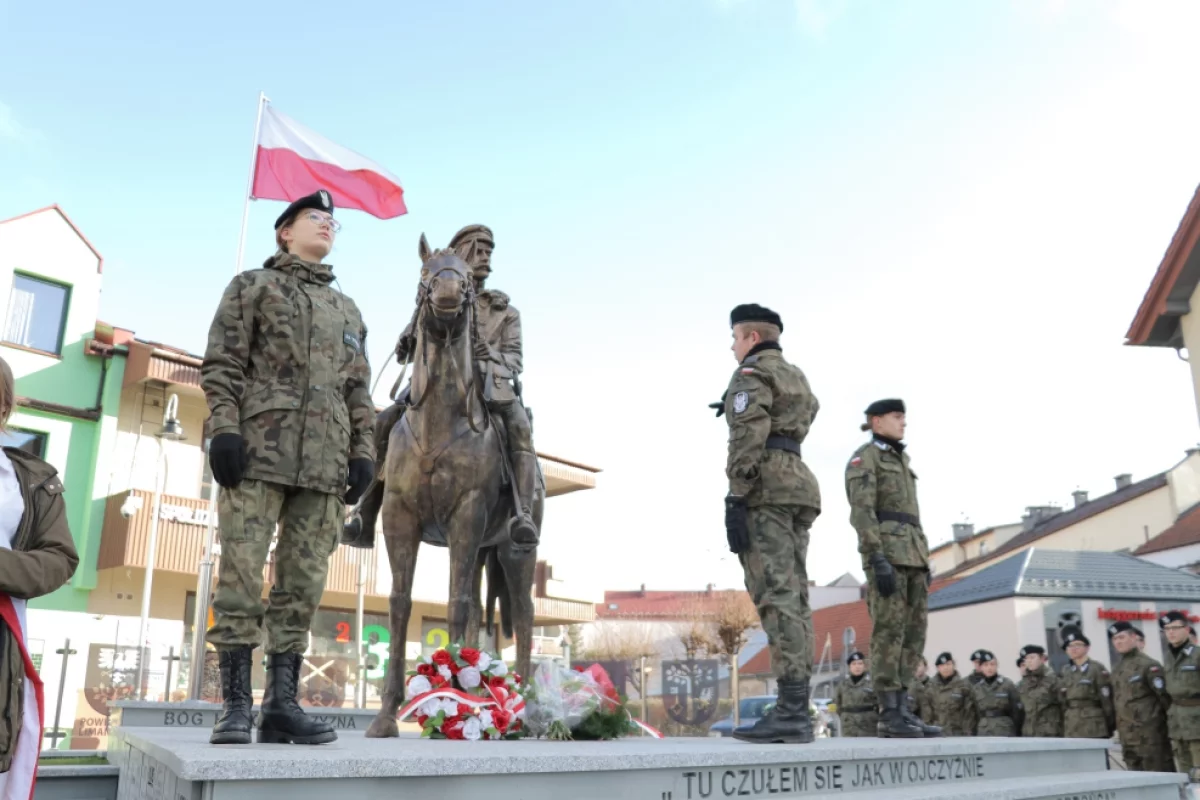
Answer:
[{"xmin": 509, "ymin": 451, "xmax": 540, "ymax": 547}]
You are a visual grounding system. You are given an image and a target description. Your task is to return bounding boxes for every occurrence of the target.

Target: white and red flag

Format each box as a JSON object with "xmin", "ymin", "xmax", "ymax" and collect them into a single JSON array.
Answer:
[
  {"xmin": 0, "ymin": 593, "xmax": 44, "ymax": 800},
  {"xmin": 251, "ymin": 104, "xmax": 407, "ymax": 220}
]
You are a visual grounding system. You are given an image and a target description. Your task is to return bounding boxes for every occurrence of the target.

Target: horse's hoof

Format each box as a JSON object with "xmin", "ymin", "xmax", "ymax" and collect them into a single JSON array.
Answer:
[{"xmin": 365, "ymin": 715, "xmax": 399, "ymax": 738}]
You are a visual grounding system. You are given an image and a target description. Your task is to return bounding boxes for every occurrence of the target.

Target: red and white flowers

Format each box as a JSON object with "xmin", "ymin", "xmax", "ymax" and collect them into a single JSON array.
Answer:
[{"xmin": 398, "ymin": 645, "xmax": 526, "ymax": 740}]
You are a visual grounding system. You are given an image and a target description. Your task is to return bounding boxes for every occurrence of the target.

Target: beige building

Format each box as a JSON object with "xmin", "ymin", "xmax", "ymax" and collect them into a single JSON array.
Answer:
[{"xmin": 928, "ymin": 450, "xmax": 1200, "ymax": 580}]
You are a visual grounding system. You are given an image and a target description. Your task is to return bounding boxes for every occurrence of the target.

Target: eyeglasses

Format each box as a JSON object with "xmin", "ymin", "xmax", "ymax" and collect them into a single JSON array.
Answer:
[
  {"xmin": 1164, "ymin": 623, "xmax": 1188, "ymax": 631},
  {"xmin": 303, "ymin": 211, "xmax": 341, "ymax": 233}
]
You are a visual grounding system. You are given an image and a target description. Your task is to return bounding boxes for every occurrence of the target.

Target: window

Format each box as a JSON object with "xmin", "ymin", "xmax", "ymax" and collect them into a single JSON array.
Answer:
[
  {"xmin": 0, "ymin": 427, "xmax": 46, "ymax": 458},
  {"xmin": 3, "ymin": 274, "xmax": 70, "ymax": 355}
]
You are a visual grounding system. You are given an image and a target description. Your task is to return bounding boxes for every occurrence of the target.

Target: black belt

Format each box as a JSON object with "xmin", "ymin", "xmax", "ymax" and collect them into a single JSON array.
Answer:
[
  {"xmin": 841, "ymin": 705, "xmax": 876, "ymax": 713},
  {"xmin": 766, "ymin": 435, "xmax": 801, "ymax": 456},
  {"xmin": 982, "ymin": 710, "xmax": 1011, "ymax": 718},
  {"xmin": 877, "ymin": 510, "xmax": 920, "ymax": 527}
]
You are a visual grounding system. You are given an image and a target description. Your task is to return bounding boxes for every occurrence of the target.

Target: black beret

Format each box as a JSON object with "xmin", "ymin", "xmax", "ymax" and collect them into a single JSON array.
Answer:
[
  {"xmin": 977, "ymin": 650, "xmax": 996, "ymax": 663},
  {"xmin": 846, "ymin": 650, "xmax": 864, "ymax": 664},
  {"xmin": 934, "ymin": 652, "xmax": 953, "ymax": 666},
  {"xmin": 865, "ymin": 398, "xmax": 905, "ymax": 417},
  {"xmin": 1160, "ymin": 610, "xmax": 1189, "ymax": 629},
  {"xmin": 274, "ymin": 189, "xmax": 334, "ymax": 230},
  {"xmin": 1019, "ymin": 644, "xmax": 1045, "ymax": 659},
  {"xmin": 1134, "ymin": 629, "xmax": 1145, "ymax": 640},
  {"xmin": 1061, "ymin": 626, "xmax": 1090, "ymax": 648},
  {"xmin": 970, "ymin": 649, "xmax": 983, "ymax": 662},
  {"xmin": 1016, "ymin": 658, "xmax": 1024, "ymax": 668},
  {"xmin": 1107, "ymin": 621, "xmax": 1136, "ymax": 638},
  {"xmin": 730, "ymin": 304, "xmax": 783, "ymax": 332}
]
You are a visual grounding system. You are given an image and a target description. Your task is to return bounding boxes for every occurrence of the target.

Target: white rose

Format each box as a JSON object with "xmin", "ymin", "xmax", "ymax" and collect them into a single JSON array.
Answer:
[
  {"xmin": 438, "ymin": 698, "xmax": 460, "ymax": 717},
  {"xmin": 420, "ymin": 696, "xmax": 444, "ymax": 717},
  {"xmin": 458, "ymin": 666, "xmax": 482, "ymax": 690},
  {"xmin": 407, "ymin": 675, "xmax": 433, "ymax": 696},
  {"xmin": 438, "ymin": 664, "xmax": 453, "ymax": 682},
  {"xmin": 475, "ymin": 652, "xmax": 492, "ymax": 672},
  {"xmin": 478, "ymin": 709, "xmax": 495, "ymax": 730},
  {"xmin": 462, "ymin": 716, "xmax": 483, "ymax": 741},
  {"xmin": 490, "ymin": 660, "xmax": 508, "ymax": 677}
]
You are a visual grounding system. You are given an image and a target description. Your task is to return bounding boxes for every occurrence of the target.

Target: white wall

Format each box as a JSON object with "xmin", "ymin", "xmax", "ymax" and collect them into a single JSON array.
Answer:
[
  {"xmin": 811, "ymin": 584, "xmax": 860, "ymax": 610},
  {"xmin": 1140, "ymin": 543, "xmax": 1200, "ymax": 570},
  {"xmin": 101, "ymin": 384, "xmax": 210, "ymax": 500},
  {"xmin": 926, "ymin": 598, "xmax": 1024, "ymax": 681}
]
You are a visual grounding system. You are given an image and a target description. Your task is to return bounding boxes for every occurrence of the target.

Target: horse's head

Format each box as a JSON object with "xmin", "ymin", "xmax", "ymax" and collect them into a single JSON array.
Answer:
[{"xmin": 417, "ymin": 233, "xmax": 473, "ymax": 323}]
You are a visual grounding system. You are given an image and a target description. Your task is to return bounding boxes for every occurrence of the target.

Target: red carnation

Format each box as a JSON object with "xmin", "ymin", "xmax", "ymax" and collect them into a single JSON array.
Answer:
[
  {"xmin": 443, "ymin": 718, "xmax": 466, "ymax": 740},
  {"xmin": 492, "ymin": 709, "xmax": 511, "ymax": 731},
  {"xmin": 459, "ymin": 647, "xmax": 481, "ymax": 667},
  {"xmin": 430, "ymin": 674, "xmax": 449, "ymax": 690},
  {"xmin": 417, "ymin": 663, "xmax": 436, "ymax": 677},
  {"xmin": 489, "ymin": 675, "xmax": 508, "ymax": 689},
  {"xmin": 457, "ymin": 703, "xmax": 473, "ymax": 716},
  {"xmin": 431, "ymin": 650, "xmax": 453, "ymax": 667}
]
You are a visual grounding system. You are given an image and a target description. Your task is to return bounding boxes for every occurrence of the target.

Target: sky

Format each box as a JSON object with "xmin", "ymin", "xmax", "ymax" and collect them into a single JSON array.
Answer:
[{"xmin": 4, "ymin": 0, "xmax": 1200, "ymax": 600}]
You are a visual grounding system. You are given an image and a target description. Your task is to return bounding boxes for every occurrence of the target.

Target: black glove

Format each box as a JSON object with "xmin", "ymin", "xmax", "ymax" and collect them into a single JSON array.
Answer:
[
  {"xmin": 710, "ymin": 392, "xmax": 728, "ymax": 418},
  {"xmin": 868, "ymin": 552, "xmax": 896, "ymax": 597},
  {"xmin": 345, "ymin": 458, "xmax": 375, "ymax": 504},
  {"xmin": 209, "ymin": 433, "xmax": 248, "ymax": 489},
  {"xmin": 724, "ymin": 496, "xmax": 750, "ymax": 555}
]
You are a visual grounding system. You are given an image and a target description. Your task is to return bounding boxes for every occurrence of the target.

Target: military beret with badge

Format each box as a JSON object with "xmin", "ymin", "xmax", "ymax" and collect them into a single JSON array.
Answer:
[
  {"xmin": 730, "ymin": 303, "xmax": 783, "ymax": 332},
  {"xmin": 274, "ymin": 188, "xmax": 335, "ymax": 230},
  {"xmin": 1060, "ymin": 625, "xmax": 1089, "ymax": 648},
  {"xmin": 970, "ymin": 650, "xmax": 983, "ymax": 663},
  {"xmin": 846, "ymin": 650, "xmax": 865, "ymax": 665},
  {"xmin": 1019, "ymin": 644, "xmax": 1045, "ymax": 659},
  {"xmin": 976, "ymin": 650, "xmax": 996, "ymax": 663},
  {"xmin": 934, "ymin": 652, "xmax": 953, "ymax": 666},
  {"xmin": 1107, "ymin": 620, "xmax": 1136, "ymax": 638},
  {"xmin": 1160, "ymin": 610, "xmax": 1189, "ymax": 629},
  {"xmin": 862, "ymin": 398, "xmax": 905, "ymax": 431}
]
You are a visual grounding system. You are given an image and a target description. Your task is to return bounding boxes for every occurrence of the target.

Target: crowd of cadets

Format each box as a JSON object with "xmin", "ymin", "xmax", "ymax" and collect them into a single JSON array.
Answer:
[{"xmin": 829, "ymin": 613, "xmax": 1200, "ymax": 780}]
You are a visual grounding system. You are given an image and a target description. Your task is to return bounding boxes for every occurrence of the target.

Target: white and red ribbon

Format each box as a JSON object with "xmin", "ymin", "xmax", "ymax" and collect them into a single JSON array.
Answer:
[{"xmin": 0, "ymin": 594, "xmax": 45, "ymax": 800}]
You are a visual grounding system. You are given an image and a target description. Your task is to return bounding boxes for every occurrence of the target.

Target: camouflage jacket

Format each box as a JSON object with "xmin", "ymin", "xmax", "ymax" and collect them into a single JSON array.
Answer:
[
  {"xmin": 1163, "ymin": 642, "xmax": 1200, "ymax": 741},
  {"xmin": 1018, "ymin": 665, "xmax": 1063, "ymax": 737},
  {"xmin": 844, "ymin": 438, "xmax": 928, "ymax": 569},
  {"xmin": 833, "ymin": 674, "xmax": 879, "ymax": 736},
  {"xmin": 722, "ymin": 345, "xmax": 820, "ymax": 509},
  {"xmin": 396, "ymin": 288, "xmax": 522, "ymax": 406},
  {"xmin": 929, "ymin": 672, "xmax": 976, "ymax": 736},
  {"xmin": 909, "ymin": 675, "xmax": 935, "ymax": 721},
  {"xmin": 1059, "ymin": 658, "xmax": 1115, "ymax": 739},
  {"xmin": 1112, "ymin": 649, "xmax": 1169, "ymax": 745},
  {"xmin": 201, "ymin": 253, "xmax": 375, "ymax": 495},
  {"xmin": 967, "ymin": 675, "xmax": 1024, "ymax": 737}
]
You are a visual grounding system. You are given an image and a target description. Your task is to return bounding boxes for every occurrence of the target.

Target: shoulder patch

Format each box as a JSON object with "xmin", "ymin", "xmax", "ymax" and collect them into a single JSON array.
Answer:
[
  {"xmin": 850, "ymin": 456, "xmax": 863, "ymax": 467},
  {"xmin": 740, "ymin": 367, "xmax": 755, "ymax": 375},
  {"xmin": 343, "ymin": 330, "xmax": 362, "ymax": 352},
  {"xmin": 733, "ymin": 391, "xmax": 749, "ymax": 414}
]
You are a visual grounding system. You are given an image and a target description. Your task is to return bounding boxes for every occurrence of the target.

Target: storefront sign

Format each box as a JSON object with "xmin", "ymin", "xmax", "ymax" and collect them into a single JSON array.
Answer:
[
  {"xmin": 1097, "ymin": 608, "xmax": 1199, "ymax": 622},
  {"xmin": 159, "ymin": 503, "xmax": 211, "ymax": 527}
]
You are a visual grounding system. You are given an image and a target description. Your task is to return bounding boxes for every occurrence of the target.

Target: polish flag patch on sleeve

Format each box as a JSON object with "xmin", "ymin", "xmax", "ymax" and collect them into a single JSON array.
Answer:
[{"xmin": 850, "ymin": 457, "xmax": 862, "ymax": 466}]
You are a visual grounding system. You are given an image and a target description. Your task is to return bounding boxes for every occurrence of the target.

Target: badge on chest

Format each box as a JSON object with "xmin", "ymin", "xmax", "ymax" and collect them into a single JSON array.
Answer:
[{"xmin": 344, "ymin": 330, "xmax": 361, "ymax": 352}]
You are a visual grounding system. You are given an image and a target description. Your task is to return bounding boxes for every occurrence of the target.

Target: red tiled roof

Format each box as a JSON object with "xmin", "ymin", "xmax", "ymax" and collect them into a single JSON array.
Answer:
[
  {"xmin": 1126, "ymin": 182, "xmax": 1200, "ymax": 346},
  {"xmin": 741, "ymin": 575, "xmax": 961, "ymax": 677},
  {"xmin": 595, "ymin": 588, "xmax": 745, "ymax": 620},
  {"xmin": 1134, "ymin": 504, "xmax": 1200, "ymax": 555}
]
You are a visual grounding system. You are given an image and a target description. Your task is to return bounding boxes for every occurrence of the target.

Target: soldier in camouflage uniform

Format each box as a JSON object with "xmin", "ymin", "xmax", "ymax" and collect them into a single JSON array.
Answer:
[
  {"xmin": 845, "ymin": 398, "xmax": 940, "ymax": 738},
  {"xmin": 968, "ymin": 650, "xmax": 985, "ymax": 686},
  {"xmin": 1017, "ymin": 644, "xmax": 1063, "ymax": 737},
  {"xmin": 965, "ymin": 650, "xmax": 1024, "ymax": 736},
  {"xmin": 1057, "ymin": 626, "xmax": 1115, "ymax": 740},
  {"xmin": 1107, "ymin": 621, "xmax": 1172, "ymax": 772},
  {"xmin": 718, "ymin": 304, "xmax": 821, "ymax": 744},
  {"xmin": 909, "ymin": 655, "xmax": 935, "ymax": 723},
  {"xmin": 356, "ymin": 224, "xmax": 539, "ymax": 548},
  {"xmin": 832, "ymin": 651, "xmax": 879, "ymax": 737},
  {"xmin": 928, "ymin": 652, "xmax": 976, "ymax": 736},
  {"xmin": 1159, "ymin": 610, "xmax": 1200, "ymax": 780},
  {"xmin": 200, "ymin": 190, "xmax": 376, "ymax": 746}
]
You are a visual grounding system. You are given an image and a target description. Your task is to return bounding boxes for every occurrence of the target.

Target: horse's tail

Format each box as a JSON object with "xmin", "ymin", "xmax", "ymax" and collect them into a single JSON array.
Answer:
[{"xmin": 484, "ymin": 546, "xmax": 514, "ymax": 641}]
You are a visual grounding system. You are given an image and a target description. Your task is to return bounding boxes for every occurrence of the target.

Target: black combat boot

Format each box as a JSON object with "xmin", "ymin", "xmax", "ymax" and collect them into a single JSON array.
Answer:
[
  {"xmin": 509, "ymin": 452, "xmax": 540, "ymax": 547},
  {"xmin": 256, "ymin": 652, "xmax": 337, "ymax": 745},
  {"xmin": 209, "ymin": 646, "xmax": 254, "ymax": 744},
  {"xmin": 732, "ymin": 678, "xmax": 814, "ymax": 744},
  {"xmin": 900, "ymin": 687, "xmax": 942, "ymax": 737},
  {"xmin": 876, "ymin": 690, "xmax": 924, "ymax": 738}
]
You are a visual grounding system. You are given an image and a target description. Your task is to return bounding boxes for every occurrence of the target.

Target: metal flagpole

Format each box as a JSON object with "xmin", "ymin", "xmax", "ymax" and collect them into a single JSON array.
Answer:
[{"xmin": 187, "ymin": 91, "xmax": 269, "ymax": 701}]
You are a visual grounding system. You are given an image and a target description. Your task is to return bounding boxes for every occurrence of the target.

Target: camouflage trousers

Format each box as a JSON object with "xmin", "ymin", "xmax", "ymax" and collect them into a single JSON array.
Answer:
[
  {"xmin": 865, "ymin": 564, "xmax": 927, "ymax": 693},
  {"xmin": 206, "ymin": 479, "xmax": 342, "ymax": 654},
  {"xmin": 840, "ymin": 711, "xmax": 880, "ymax": 737},
  {"xmin": 739, "ymin": 504, "xmax": 817, "ymax": 682},
  {"xmin": 1172, "ymin": 739, "xmax": 1200, "ymax": 774},
  {"xmin": 1122, "ymin": 736, "xmax": 1174, "ymax": 772}
]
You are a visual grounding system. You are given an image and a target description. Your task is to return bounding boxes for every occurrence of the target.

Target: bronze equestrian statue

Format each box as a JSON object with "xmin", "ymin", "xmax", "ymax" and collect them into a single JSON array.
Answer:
[{"xmin": 360, "ymin": 235, "xmax": 544, "ymax": 739}]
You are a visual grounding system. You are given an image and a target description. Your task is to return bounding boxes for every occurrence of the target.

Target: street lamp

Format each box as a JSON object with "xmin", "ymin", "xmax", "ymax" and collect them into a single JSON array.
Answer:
[{"xmin": 134, "ymin": 394, "xmax": 185, "ymax": 700}]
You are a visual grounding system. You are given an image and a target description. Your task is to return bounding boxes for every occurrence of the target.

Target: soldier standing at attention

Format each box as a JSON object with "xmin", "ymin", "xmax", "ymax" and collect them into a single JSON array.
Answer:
[
  {"xmin": 1017, "ymin": 644, "xmax": 1063, "ymax": 737},
  {"xmin": 845, "ymin": 398, "xmax": 940, "ymax": 738},
  {"xmin": 1159, "ymin": 611, "xmax": 1200, "ymax": 780},
  {"xmin": 966, "ymin": 650, "xmax": 1024, "ymax": 736},
  {"xmin": 928, "ymin": 652, "xmax": 976, "ymax": 736},
  {"xmin": 832, "ymin": 652, "xmax": 879, "ymax": 737},
  {"xmin": 1058, "ymin": 626, "xmax": 1115, "ymax": 740},
  {"xmin": 968, "ymin": 650, "xmax": 986, "ymax": 685},
  {"xmin": 1108, "ymin": 621, "xmax": 1172, "ymax": 772},
  {"xmin": 910, "ymin": 655, "xmax": 935, "ymax": 724},
  {"xmin": 720, "ymin": 304, "xmax": 821, "ymax": 744},
  {"xmin": 201, "ymin": 190, "xmax": 376, "ymax": 746}
]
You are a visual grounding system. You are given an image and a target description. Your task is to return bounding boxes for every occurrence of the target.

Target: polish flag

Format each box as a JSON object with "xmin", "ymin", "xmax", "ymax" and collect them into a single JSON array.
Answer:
[
  {"xmin": 0, "ymin": 594, "xmax": 44, "ymax": 800},
  {"xmin": 251, "ymin": 104, "xmax": 407, "ymax": 220}
]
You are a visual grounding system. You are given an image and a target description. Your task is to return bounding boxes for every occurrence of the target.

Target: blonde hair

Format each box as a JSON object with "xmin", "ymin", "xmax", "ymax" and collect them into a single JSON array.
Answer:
[
  {"xmin": 0, "ymin": 355, "xmax": 14, "ymax": 433},
  {"xmin": 738, "ymin": 321, "xmax": 780, "ymax": 342}
]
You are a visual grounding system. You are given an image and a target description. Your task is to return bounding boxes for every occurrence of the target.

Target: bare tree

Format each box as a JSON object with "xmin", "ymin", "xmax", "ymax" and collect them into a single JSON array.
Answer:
[
  {"xmin": 712, "ymin": 590, "xmax": 759, "ymax": 661},
  {"xmin": 583, "ymin": 621, "xmax": 661, "ymax": 695},
  {"xmin": 675, "ymin": 596, "xmax": 718, "ymax": 660}
]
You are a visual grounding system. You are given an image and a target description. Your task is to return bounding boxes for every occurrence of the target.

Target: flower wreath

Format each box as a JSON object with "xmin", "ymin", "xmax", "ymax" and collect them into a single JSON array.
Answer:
[{"xmin": 398, "ymin": 645, "xmax": 527, "ymax": 740}]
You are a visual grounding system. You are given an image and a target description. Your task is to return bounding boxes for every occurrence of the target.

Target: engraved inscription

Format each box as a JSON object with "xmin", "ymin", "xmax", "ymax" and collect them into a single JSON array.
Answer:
[{"xmin": 680, "ymin": 756, "xmax": 985, "ymax": 798}]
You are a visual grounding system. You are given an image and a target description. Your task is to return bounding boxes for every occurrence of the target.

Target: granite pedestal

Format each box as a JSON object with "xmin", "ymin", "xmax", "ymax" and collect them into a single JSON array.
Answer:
[
  {"xmin": 106, "ymin": 727, "xmax": 1189, "ymax": 800},
  {"xmin": 109, "ymin": 701, "xmax": 384, "ymax": 733}
]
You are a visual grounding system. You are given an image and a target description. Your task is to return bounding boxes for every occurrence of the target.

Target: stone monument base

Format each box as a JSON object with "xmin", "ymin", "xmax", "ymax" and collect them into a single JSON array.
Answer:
[{"xmin": 107, "ymin": 727, "xmax": 1189, "ymax": 800}]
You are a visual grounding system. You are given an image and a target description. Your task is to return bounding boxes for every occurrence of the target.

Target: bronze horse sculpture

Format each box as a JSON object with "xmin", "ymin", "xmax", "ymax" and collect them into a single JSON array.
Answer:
[{"xmin": 365, "ymin": 236, "xmax": 544, "ymax": 739}]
